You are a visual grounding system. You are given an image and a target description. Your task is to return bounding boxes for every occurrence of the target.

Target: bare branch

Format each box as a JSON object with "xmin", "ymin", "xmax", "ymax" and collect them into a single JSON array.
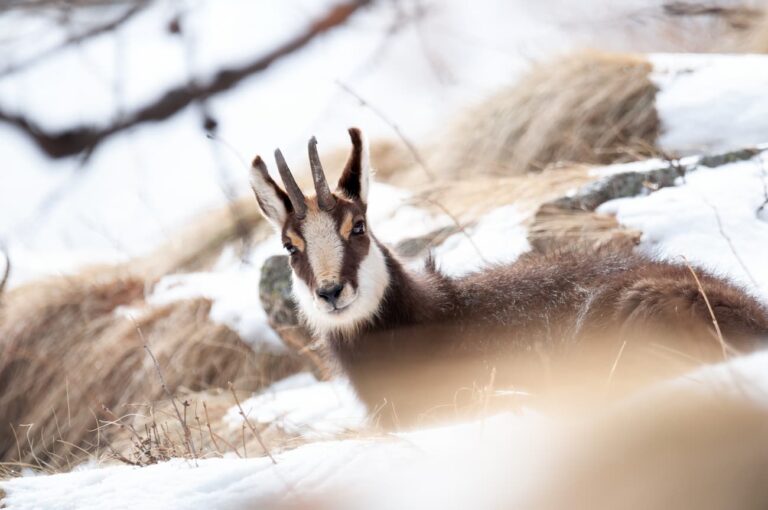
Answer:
[
  {"xmin": 0, "ymin": 2, "xmax": 148, "ymax": 78},
  {"xmin": 0, "ymin": 0, "xmax": 372, "ymax": 159}
]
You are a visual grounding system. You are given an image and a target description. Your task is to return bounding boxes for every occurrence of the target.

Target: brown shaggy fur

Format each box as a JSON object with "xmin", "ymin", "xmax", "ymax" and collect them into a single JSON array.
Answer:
[
  {"xmin": 0, "ymin": 272, "xmax": 302, "ymax": 469},
  {"xmin": 428, "ymin": 51, "xmax": 659, "ymax": 177},
  {"xmin": 330, "ymin": 244, "xmax": 768, "ymax": 427}
]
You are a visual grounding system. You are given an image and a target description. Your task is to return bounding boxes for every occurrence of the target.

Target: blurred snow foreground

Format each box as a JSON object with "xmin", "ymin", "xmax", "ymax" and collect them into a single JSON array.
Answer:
[
  {"xmin": 4, "ymin": 351, "xmax": 768, "ymax": 509},
  {"xmin": 4, "ymin": 145, "xmax": 768, "ymax": 509}
]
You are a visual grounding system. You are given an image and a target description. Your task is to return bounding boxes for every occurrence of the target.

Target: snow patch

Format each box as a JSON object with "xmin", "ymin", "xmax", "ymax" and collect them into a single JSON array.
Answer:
[
  {"xmin": 598, "ymin": 157, "xmax": 768, "ymax": 301},
  {"xmin": 148, "ymin": 239, "xmax": 286, "ymax": 352},
  {"xmin": 650, "ymin": 54, "xmax": 768, "ymax": 155},
  {"xmin": 434, "ymin": 205, "xmax": 530, "ymax": 276},
  {"xmin": 225, "ymin": 373, "xmax": 367, "ymax": 437}
]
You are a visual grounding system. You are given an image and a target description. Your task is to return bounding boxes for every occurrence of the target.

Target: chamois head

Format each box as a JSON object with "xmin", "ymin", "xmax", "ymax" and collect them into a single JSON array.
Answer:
[{"xmin": 250, "ymin": 128, "xmax": 388, "ymax": 335}]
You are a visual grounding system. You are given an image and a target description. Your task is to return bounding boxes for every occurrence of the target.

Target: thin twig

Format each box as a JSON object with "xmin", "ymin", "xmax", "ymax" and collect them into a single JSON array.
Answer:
[
  {"xmin": 605, "ymin": 340, "xmax": 628, "ymax": 390},
  {"xmin": 335, "ymin": 80, "xmax": 490, "ymax": 263},
  {"xmin": 757, "ymin": 154, "xmax": 768, "ymax": 215},
  {"xmin": 701, "ymin": 196, "xmax": 760, "ymax": 290},
  {"xmin": 203, "ymin": 402, "xmax": 228, "ymax": 457},
  {"xmin": 419, "ymin": 196, "xmax": 489, "ymax": 265},
  {"xmin": 129, "ymin": 315, "xmax": 199, "ymax": 463},
  {"xmin": 228, "ymin": 382, "xmax": 276, "ymax": 464},
  {"xmin": 336, "ymin": 79, "xmax": 433, "ymax": 179},
  {"xmin": 680, "ymin": 256, "xmax": 729, "ymax": 360}
]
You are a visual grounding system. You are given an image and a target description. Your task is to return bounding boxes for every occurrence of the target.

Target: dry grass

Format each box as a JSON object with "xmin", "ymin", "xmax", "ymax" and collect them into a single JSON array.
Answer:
[
  {"xmin": 529, "ymin": 204, "xmax": 641, "ymax": 253},
  {"xmin": 412, "ymin": 165, "xmax": 594, "ymax": 220},
  {"xmin": 427, "ymin": 51, "xmax": 659, "ymax": 178},
  {"xmin": 741, "ymin": 10, "xmax": 768, "ymax": 52},
  {"xmin": 0, "ymin": 270, "xmax": 303, "ymax": 471}
]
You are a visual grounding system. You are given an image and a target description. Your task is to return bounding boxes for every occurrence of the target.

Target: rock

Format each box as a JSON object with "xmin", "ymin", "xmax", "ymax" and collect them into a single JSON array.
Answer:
[
  {"xmin": 551, "ymin": 146, "xmax": 767, "ymax": 212},
  {"xmin": 530, "ymin": 146, "xmax": 768, "ymax": 251},
  {"xmin": 259, "ymin": 255, "xmax": 299, "ymax": 327},
  {"xmin": 394, "ymin": 225, "xmax": 460, "ymax": 258},
  {"xmin": 258, "ymin": 255, "xmax": 333, "ymax": 380}
]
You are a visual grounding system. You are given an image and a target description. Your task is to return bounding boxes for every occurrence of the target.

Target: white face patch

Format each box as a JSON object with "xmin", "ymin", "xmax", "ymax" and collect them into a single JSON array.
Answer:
[
  {"xmin": 292, "ymin": 240, "xmax": 389, "ymax": 338},
  {"xmin": 301, "ymin": 210, "xmax": 344, "ymax": 286}
]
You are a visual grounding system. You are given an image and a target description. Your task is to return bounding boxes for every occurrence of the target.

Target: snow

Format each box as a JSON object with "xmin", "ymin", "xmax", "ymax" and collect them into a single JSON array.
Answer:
[
  {"xmin": 598, "ymin": 156, "xmax": 768, "ymax": 300},
  {"xmin": 0, "ymin": 440, "xmax": 419, "ymax": 510},
  {"xmin": 650, "ymin": 54, "xmax": 768, "ymax": 155},
  {"xmin": 365, "ymin": 184, "xmax": 448, "ymax": 245},
  {"xmin": 225, "ymin": 373, "xmax": 367, "ymax": 438},
  {"xmin": 433, "ymin": 205, "xmax": 530, "ymax": 276},
  {"xmin": 0, "ymin": 408, "xmax": 553, "ymax": 510},
  {"xmin": 146, "ymin": 234, "xmax": 285, "ymax": 350}
]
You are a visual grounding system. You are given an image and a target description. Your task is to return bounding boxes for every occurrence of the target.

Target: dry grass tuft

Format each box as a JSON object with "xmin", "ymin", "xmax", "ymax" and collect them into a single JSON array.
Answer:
[
  {"xmin": 411, "ymin": 165, "xmax": 595, "ymax": 228},
  {"xmin": 529, "ymin": 204, "xmax": 641, "ymax": 253},
  {"xmin": 0, "ymin": 271, "xmax": 302, "ymax": 471},
  {"xmin": 428, "ymin": 51, "xmax": 660, "ymax": 178},
  {"xmin": 741, "ymin": 10, "xmax": 768, "ymax": 52}
]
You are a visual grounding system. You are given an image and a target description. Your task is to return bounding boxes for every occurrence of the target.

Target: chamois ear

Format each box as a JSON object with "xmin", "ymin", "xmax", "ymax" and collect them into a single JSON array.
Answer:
[
  {"xmin": 337, "ymin": 127, "xmax": 370, "ymax": 205},
  {"xmin": 249, "ymin": 155, "xmax": 291, "ymax": 229}
]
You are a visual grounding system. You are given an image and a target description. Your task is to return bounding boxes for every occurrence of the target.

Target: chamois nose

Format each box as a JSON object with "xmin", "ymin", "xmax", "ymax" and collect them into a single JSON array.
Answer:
[{"xmin": 316, "ymin": 283, "xmax": 344, "ymax": 306}]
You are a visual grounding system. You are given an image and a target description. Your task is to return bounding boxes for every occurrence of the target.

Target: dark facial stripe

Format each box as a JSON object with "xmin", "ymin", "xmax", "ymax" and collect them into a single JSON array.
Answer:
[
  {"xmin": 331, "ymin": 200, "xmax": 369, "ymax": 291},
  {"xmin": 283, "ymin": 195, "xmax": 369, "ymax": 293},
  {"xmin": 283, "ymin": 225, "xmax": 316, "ymax": 291}
]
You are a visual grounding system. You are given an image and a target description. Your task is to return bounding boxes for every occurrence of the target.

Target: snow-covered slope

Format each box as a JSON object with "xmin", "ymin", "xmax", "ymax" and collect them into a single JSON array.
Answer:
[
  {"xmin": 3, "ymin": 1, "xmax": 768, "ymax": 287},
  {"xmin": 4, "ymin": 141, "xmax": 768, "ymax": 510}
]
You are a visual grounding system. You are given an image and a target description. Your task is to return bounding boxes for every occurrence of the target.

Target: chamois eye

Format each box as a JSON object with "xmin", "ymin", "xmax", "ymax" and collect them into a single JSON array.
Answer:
[
  {"xmin": 351, "ymin": 220, "xmax": 366, "ymax": 236},
  {"xmin": 284, "ymin": 243, "xmax": 297, "ymax": 255}
]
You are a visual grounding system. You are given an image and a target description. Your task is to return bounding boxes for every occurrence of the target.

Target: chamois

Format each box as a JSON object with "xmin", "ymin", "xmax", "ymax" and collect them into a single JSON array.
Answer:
[{"xmin": 250, "ymin": 128, "xmax": 768, "ymax": 427}]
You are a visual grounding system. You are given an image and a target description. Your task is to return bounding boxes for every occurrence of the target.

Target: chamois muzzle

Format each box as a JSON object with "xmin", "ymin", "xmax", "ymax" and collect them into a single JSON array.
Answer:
[
  {"xmin": 274, "ymin": 148, "xmax": 307, "ymax": 219},
  {"xmin": 308, "ymin": 136, "xmax": 336, "ymax": 211},
  {"xmin": 316, "ymin": 283, "xmax": 345, "ymax": 308}
]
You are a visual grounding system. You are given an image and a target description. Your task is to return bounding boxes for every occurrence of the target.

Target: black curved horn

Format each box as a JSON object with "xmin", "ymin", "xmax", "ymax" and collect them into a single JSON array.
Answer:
[
  {"xmin": 274, "ymin": 148, "xmax": 307, "ymax": 218},
  {"xmin": 308, "ymin": 136, "xmax": 336, "ymax": 211}
]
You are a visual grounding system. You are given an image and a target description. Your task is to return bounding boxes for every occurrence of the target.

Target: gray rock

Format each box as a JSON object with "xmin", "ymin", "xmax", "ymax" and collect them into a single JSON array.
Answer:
[
  {"xmin": 259, "ymin": 255, "xmax": 299, "ymax": 327},
  {"xmin": 551, "ymin": 147, "xmax": 767, "ymax": 212},
  {"xmin": 394, "ymin": 225, "xmax": 460, "ymax": 258}
]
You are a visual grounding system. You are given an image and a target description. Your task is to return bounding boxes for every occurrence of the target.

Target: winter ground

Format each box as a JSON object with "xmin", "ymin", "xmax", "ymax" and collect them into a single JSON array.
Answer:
[
  {"xmin": 3, "ymin": 1, "xmax": 768, "ymax": 508},
  {"xmin": 4, "ymin": 129, "xmax": 768, "ymax": 510}
]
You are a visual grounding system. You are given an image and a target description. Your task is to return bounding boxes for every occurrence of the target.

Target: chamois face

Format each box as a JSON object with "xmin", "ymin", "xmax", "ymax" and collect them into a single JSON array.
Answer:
[{"xmin": 250, "ymin": 128, "xmax": 388, "ymax": 335}]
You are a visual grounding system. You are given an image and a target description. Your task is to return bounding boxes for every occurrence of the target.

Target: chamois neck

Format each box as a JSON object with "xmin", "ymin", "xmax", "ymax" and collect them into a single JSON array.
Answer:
[{"xmin": 326, "ymin": 241, "xmax": 453, "ymax": 344}]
